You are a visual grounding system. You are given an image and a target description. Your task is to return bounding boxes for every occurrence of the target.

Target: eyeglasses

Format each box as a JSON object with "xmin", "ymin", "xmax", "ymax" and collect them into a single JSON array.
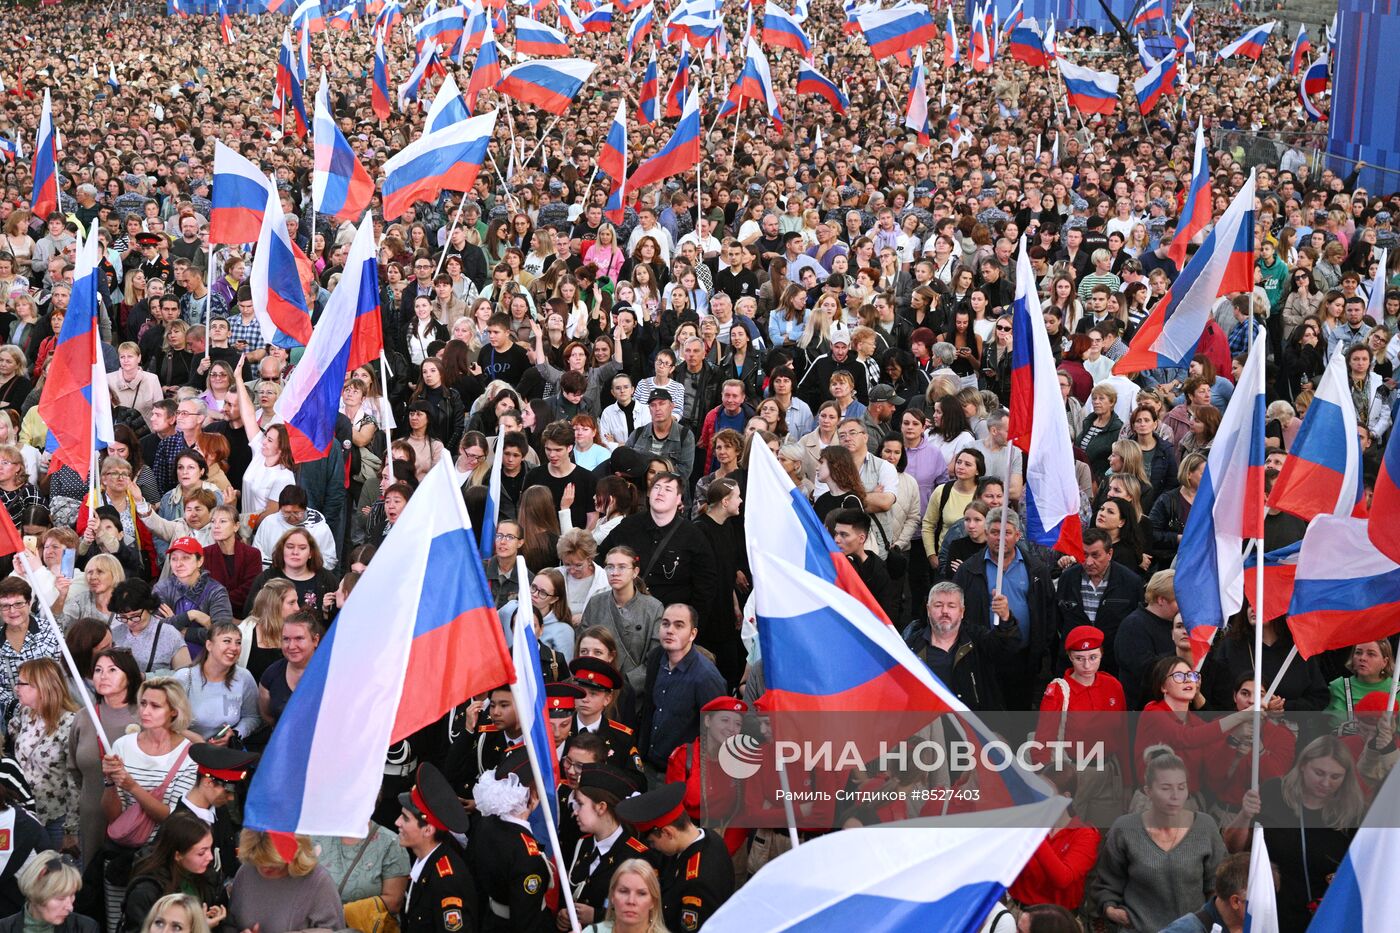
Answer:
[
  {"xmin": 604, "ymin": 563, "xmax": 634, "ymax": 573},
  {"xmin": 1167, "ymin": 671, "xmax": 1202, "ymax": 684},
  {"xmin": 104, "ymin": 471, "xmax": 132, "ymax": 479},
  {"xmin": 115, "ymin": 611, "xmax": 145, "ymax": 624},
  {"xmin": 995, "ymin": 325, "xmax": 1013, "ymax": 332},
  {"xmin": 494, "ymin": 533, "xmax": 520, "ymax": 542},
  {"xmin": 530, "ymin": 585, "xmax": 556, "ymax": 599},
  {"xmin": 0, "ymin": 601, "xmax": 29, "ymax": 612}
]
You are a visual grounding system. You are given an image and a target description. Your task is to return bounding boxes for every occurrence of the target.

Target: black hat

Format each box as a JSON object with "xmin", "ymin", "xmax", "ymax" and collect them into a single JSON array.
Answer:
[
  {"xmin": 189, "ymin": 744, "xmax": 260, "ymax": 782},
  {"xmin": 577, "ymin": 764, "xmax": 641, "ymax": 801},
  {"xmin": 648, "ymin": 388, "xmax": 673, "ymax": 404},
  {"xmin": 570, "ymin": 656, "xmax": 622, "ymax": 692},
  {"xmin": 135, "ymin": 232, "xmax": 163, "ymax": 247},
  {"xmin": 869, "ymin": 384, "xmax": 906, "ymax": 406},
  {"xmin": 545, "ymin": 682, "xmax": 584, "ymax": 717},
  {"xmin": 615, "ymin": 781, "xmax": 687, "ymax": 833},
  {"xmin": 495, "ymin": 746, "xmax": 533, "ymax": 782},
  {"xmin": 398, "ymin": 763, "xmax": 470, "ymax": 833},
  {"xmin": 599, "ymin": 445, "xmax": 648, "ymax": 483}
]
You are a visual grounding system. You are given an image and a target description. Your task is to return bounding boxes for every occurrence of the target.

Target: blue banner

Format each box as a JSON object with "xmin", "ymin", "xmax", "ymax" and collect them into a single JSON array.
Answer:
[{"xmin": 1327, "ymin": 0, "xmax": 1400, "ymax": 192}]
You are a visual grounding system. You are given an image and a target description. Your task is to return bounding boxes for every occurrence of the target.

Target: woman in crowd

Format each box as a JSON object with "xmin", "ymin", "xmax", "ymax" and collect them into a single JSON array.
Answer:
[
  {"xmin": 68, "ymin": 648, "xmax": 143, "ymax": 868},
  {"xmin": 242, "ymin": 529, "xmax": 337, "ymax": 618},
  {"xmin": 555, "ymin": 530, "xmax": 609, "ymax": 619},
  {"xmin": 1128, "ymin": 405, "xmax": 1178, "ymax": 496},
  {"xmin": 579, "ymin": 547, "xmax": 663, "ymax": 695},
  {"xmin": 10, "ymin": 659, "xmax": 80, "ymax": 851},
  {"xmin": 571, "ymin": 414, "xmax": 610, "ymax": 470},
  {"xmin": 171, "ymin": 622, "xmax": 260, "ymax": 744},
  {"xmin": 202, "ymin": 506, "xmax": 262, "ymax": 614},
  {"xmin": 1077, "ymin": 384, "xmax": 1123, "ymax": 480},
  {"xmin": 505, "ymin": 569, "xmax": 575, "ymax": 660},
  {"xmin": 311, "ymin": 821, "xmax": 410, "ymax": 933},
  {"xmin": 238, "ymin": 578, "xmax": 299, "ymax": 685},
  {"xmin": 0, "ymin": 854, "xmax": 95, "ymax": 933},
  {"xmin": 584, "ymin": 859, "xmax": 666, "ymax": 933},
  {"xmin": 565, "ymin": 765, "xmax": 646, "ymax": 929},
  {"xmin": 109, "ymin": 580, "xmax": 193, "ymax": 674},
  {"xmin": 693, "ymin": 429, "xmax": 744, "ymax": 517},
  {"xmin": 257, "ymin": 611, "xmax": 322, "ymax": 728},
  {"xmin": 1095, "ymin": 497, "xmax": 1151, "ymax": 577},
  {"xmin": 150, "ymin": 538, "xmax": 232, "ymax": 646},
  {"xmin": 590, "ymin": 476, "xmax": 639, "ymax": 545},
  {"xmin": 1092, "ymin": 748, "xmax": 1226, "ymax": 932},
  {"xmin": 666, "ymin": 697, "xmax": 749, "ymax": 856},
  {"xmin": 136, "ymin": 894, "xmax": 211, "ymax": 933},
  {"xmin": 122, "ymin": 812, "xmax": 226, "ymax": 932},
  {"xmin": 812, "ymin": 446, "xmax": 865, "ymax": 524},
  {"xmin": 1326, "ymin": 640, "xmax": 1396, "ymax": 728},
  {"xmin": 59, "ymin": 555, "xmax": 124, "ymax": 629},
  {"xmin": 796, "ymin": 401, "xmax": 841, "ymax": 482},
  {"xmin": 231, "ymin": 363, "xmax": 297, "ymax": 526},
  {"xmin": 1206, "ymin": 612, "xmax": 1330, "ymax": 713},
  {"xmin": 922, "ymin": 448, "xmax": 984, "ymax": 575},
  {"xmin": 227, "ymin": 832, "xmax": 343, "ymax": 933}
]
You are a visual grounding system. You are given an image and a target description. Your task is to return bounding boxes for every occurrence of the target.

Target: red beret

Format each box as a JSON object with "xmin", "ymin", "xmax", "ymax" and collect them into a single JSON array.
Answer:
[
  {"xmin": 1065, "ymin": 625, "xmax": 1104, "ymax": 653},
  {"xmin": 701, "ymin": 697, "xmax": 748, "ymax": 714}
]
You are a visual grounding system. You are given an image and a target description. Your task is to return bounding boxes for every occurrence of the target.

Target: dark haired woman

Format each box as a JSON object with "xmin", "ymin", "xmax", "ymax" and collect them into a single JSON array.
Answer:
[{"xmin": 122, "ymin": 812, "xmax": 228, "ymax": 931}]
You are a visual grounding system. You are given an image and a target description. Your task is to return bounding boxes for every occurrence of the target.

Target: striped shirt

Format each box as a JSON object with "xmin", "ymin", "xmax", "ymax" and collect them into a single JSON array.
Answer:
[{"xmin": 111, "ymin": 734, "xmax": 199, "ymax": 845}]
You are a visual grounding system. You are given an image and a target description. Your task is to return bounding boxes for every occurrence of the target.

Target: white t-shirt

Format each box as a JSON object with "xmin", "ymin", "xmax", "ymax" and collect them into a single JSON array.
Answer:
[{"xmin": 242, "ymin": 456, "xmax": 296, "ymax": 517}]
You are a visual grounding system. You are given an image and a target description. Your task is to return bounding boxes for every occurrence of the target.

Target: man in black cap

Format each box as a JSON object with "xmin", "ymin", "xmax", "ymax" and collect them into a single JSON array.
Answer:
[
  {"xmin": 397, "ymin": 763, "xmax": 478, "ymax": 933},
  {"xmin": 445, "ymin": 684, "xmax": 517, "ymax": 795},
  {"xmin": 467, "ymin": 748, "xmax": 552, "ymax": 933},
  {"xmin": 570, "ymin": 657, "xmax": 644, "ymax": 774},
  {"xmin": 176, "ymin": 744, "xmax": 259, "ymax": 881},
  {"xmin": 136, "ymin": 232, "xmax": 172, "ymax": 284},
  {"xmin": 615, "ymin": 782, "xmax": 733, "ymax": 932}
]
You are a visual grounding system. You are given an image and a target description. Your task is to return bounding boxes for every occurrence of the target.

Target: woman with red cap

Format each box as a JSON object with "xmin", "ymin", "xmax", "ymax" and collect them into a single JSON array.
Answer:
[{"xmin": 665, "ymin": 697, "xmax": 749, "ymax": 855}]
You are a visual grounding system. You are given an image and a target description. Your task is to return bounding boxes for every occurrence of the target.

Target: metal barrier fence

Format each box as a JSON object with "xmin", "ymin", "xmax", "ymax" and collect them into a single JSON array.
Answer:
[{"xmin": 1210, "ymin": 128, "xmax": 1400, "ymax": 182}]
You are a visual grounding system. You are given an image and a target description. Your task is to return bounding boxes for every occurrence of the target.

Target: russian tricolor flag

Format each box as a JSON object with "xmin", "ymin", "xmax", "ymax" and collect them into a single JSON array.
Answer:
[
  {"xmin": 290, "ymin": 0, "xmax": 326, "ymax": 32},
  {"xmin": 371, "ymin": 33, "xmax": 391, "ymax": 121},
  {"xmin": 1177, "ymin": 331, "xmax": 1267, "ymax": 639},
  {"xmin": 416, "ymin": 4, "xmax": 465, "ymax": 57},
  {"xmin": 663, "ymin": 46, "xmax": 690, "ymax": 118},
  {"xmin": 465, "ymin": 33, "xmax": 501, "ymax": 112},
  {"xmin": 1242, "ymin": 540, "xmax": 1302, "ymax": 626},
  {"xmin": 719, "ymin": 38, "xmax": 782, "ymax": 126},
  {"xmin": 1174, "ymin": 7, "xmax": 1195, "ymax": 63},
  {"xmin": 463, "ymin": 0, "xmax": 489, "ymax": 50},
  {"xmin": 326, "ymin": 1, "xmax": 356, "ymax": 31},
  {"xmin": 1167, "ymin": 119, "xmax": 1211, "ymax": 270},
  {"xmin": 210, "ymin": 141, "xmax": 268, "ymax": 246},
  {"xmin": 251, "ymin": 182, "xmax": 315, "ymax": 351},
  {"xmin": 30, "ymin": 89, "xmax": 58, "ymax": 222},
  {"xmin": 1117, "ymin": 170, "xmax": 1254, "ymax": 373},
  {"xmin": 374, "ymin": 0, "xmax": 403, "ymax": 42},
  {"xmin": 943, "ymin": 7, "xmax": 959, "ymax": 67},
  {"xmin": 1287, "ymin": 513, "xmax": 1400, "ymax": 659},
  {"xmin": 398, "ymin": 42, "xmax": 446, "ymax": 110},
  {"xmin": 36, "ymin": 231, "xmax": 114, "ymax": 483},
  {"xmin": 626, "ymin": 89, "xmax": 700, "ymax": 192},
  {"xmin": 510, "ymin": 563, "xmax": 564, "ymax": 856},
  {"xmin": 969, "ymin": 5, "xmax": 991, "ymax": 71},
  {"xmin": 1056, "ymin": 57, "xmax": 1120, "ymax": 116},
  {"xmin": 1008, "ymin": 18, "xmax": 1047, "ymax": 67},
  {"xmin": 581, "ymin": 1, "xmax": 613, "ymax": 31},
  {"xmin": 1133, "ymin": 49, "xmax": 1177, "ymax": 115},
  {"xmin": 312, "ymin": 74, "xmax": 373, "ymax": 222},
  {"xmin": 796, "ymin": 62, "xmax": 848, "ymax": 113},
  {"xmin": 624, "ymin": 1, "xmax": 654, "ymax": 58},
  {"xmin": 857, "ymin": 3, "xmax": 937, "ymax": 60},
  {"xmin": 1268, "ymin": 346, "xmax": 1364, "ymax": 522},
  {"xmin": 1218, "ymin": 21, "xmax": 1276, "ymax": 61},
  {"xmin": 762, "ymin": 1, "xmax": 810, "ymax": 55},
  {"xmin": 1299, "ymin": 57, "xmax": 1328, "ymax": 122},
  {"xmin": 636, "ymin": 46, "xmax": 658, "ymax": 124},
  {"xmin": 1371, "ymin": 420, "xmax": 1400, "ymax": 565},
  {"xmin": 1130, "ymin": 0, "xmax": 1164, "ymax": 33},
  {"xmin": 218, "ymin": 0, "xmax": 236, "ymax": 43},
  {"xmin": 1288, "ymin": 23, "xmax": 1311, "ymax": 75},
  {"xmin": 382, "ymin": 108, "xmax": 497, "ymax": 219},
  {"xmin": 1309, "ymin": 761, "xmax": 1400, "ymax": 932},
  {"xmin": 1008, "ymin": 239, "xmax": 1084, "ymax": 561},
  {"xmin": 903, "ymin": 46, "xmax": 930, "ymax": 144},
  {"xmin": 276, "ymin": 28, "xmax": 309, "ymax": 137},
  {"xmin": 245, "ymin": 456, "xmax": 514, "ymax": 836},
  {"xmin": 598, "ymin": 97, "xmax": 628, "ymax": 224},
  {"xmin": 496, "ymin": 58, "xmax": 595, "ymax": 114},
  {"xmin": 275, "ymin": 218, "xmax": 379, "ymax": 461}
]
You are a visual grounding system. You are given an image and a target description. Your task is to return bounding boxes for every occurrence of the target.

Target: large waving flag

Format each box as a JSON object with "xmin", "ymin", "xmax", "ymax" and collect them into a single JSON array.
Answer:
[
  {"xmin": 663, "ymin": 46, "xmax": 690, "ymax": 119},
  {"xmin": 1369, "ymin": 426, "xmax": 1400, "ymax": 565},
  {"xmin": 624, "ymin": 1, "xmax": 654, "ymax": 57},
  {"xmin": 1008, "ymin": 240, "xmax": 1084, "ymax": 560},
  {"xmin": 1117, "ymin": 170, "xmax": 1255, "ymax": 373},
  {"xmin": 636, "ymin": 46, "xmax": 659, "ymax": 124},
  {"xmin": 416, "ymin": 3, "xmax": 466, "ymax": 58},
  {"xmin": 31, "ymin": 89, "xmax": 58, "ymax": 221},
  {"xmin": 1242, "ymin": 540, "xmax": 1302, "ymax": 626},
  {"xmin": 515, "ymin": 15, "xmax": 572, "ymax": 55},
  {"xmin": 1056, "ymin": 57, "xmax": 1120, "ymax": 116},
  {"xmin": 463, "ymin": 0, "xmax": 490, "ymax": 48},
  {"xmin": 1137, "ymin": 34, "xmax": 1160, "ymax": 71},
  {"xmin": 1245, "ymin": 826, "xmax": 1280, "ymax": 933},
  {"xmin": 1299, "ymin": 57, "xmax": 1328, "ymax": 122},
  {"xmin": 1130, "ymin": 0, "xmax": 1164, "ymax": 32},
  {"xmin": 581, "ymin": 1, "xmax": 614, "ymax": 31},
  {"xmin": 1174, "ymin": 3, "xmax": 1195, "ymax": 62},
  {"xmin": 245, "ymin": 457, "xmax": 514, "ymax": 836},
  {"xmin": 375, "ymin": 0, "xmax": 404, "ymax": 41},
  {"xmin": 858, "ymin": 3, "xmax": 937, "ymax": 59},
  {"xmin": 37, "ymin": 231, "xmax": 113, "ymax": 482},
  {"xmin": 274, "ymin": 219, "xmax": 379, "ymax": 461},
  {"xmin": 903, "ymin": 47, "xmax": 931, "ymax": 144},
  {"xmin": 1288, "ymin": 22, "xmax": 1311, "ymax": 75},
  {"xmin": 1288, "ymin": 513, "xmax": 1400, "ymax": 658},
  {"xmin": 371, "ymin": 33, "xmax": 392, "ymax": 121},
  {"xmin": 969, "ymin": 5, "xmax": 991, "ymax": 71},
  {"xmin": 218, "ymin": 0, "xmax": 237, "ymax": 43},
  {"xmin": 762, "ymin": 1, "xmax": 811, "ymax": 54},
  {"xmin": 276, "ymin": 28, "xmax": 310, "ymax": 137},
  {"xmin": 465, "ymin": 32, "xmax": 502, "ymax": 112},
  {"xmin": 1218, "ymin": 21, "xmax": 1276, "ymax": 60},
  {"xmin": 703, "ymin": 795, "xmax": 1067, "ymax": 932},
  {"xmin": 312, "ymin": 74, "xmax": 373, "ymax": 222},
  {"xmin": 796, "ymin": 62, "xmax": 849, "ymax": 113},
  {"xmin": 398, "ymin": 41, "xmax": 445, "ymax": 110},
  {"xmin": 1267, "ymin": 347, "xmax": 1363, "ymax": 521},
  {"xmin": 251, "ymin": 183, "xmax": 315, "ymax": 351},
  {"xmin": 1177, "ymin": 330, "xmax": 1267, "ymax": 639},
  {"xmin": 1309, "ymin": 740, "xmax": 1400, "ymax": 930},
  {"xmin": 210, "ymin": 141, "xmax": 269, "ymax": 246},
  {"xmin": 382, "ymin": 110, "xmax": 497, "ymax": 219},
  {"xmin": 942, "ymin": 7, "xmax": 959, "ymax": 67},
  {"xmin": 1167, "ymin": 120, "xmax": 1212, "ymax": 269},
  {"xmin": 1134, "ymin": 50, "xmax": 1177, "ymax": 115},
  {"xmin": 745, "ymin": 438, "xmax": 890, "ymax": 625},
  {"xmin": 496, "ymin": 58, "xmax": 595, "ymax": 114},
  {"xmin": 598, "ymin": 97, "xmax": 628, "ymax": 225},
  {"xmin": 290, "ymin": 0, "xmax": 326, "ymax": 31},
  {"xmin": 626, "ymin": 89, "xmax": 700, "ymax": 199},
  {"xmin": 719, "ymin": 38, "xmax": 783, "ymax": 126},
  {"xmin": 1009, "ymin": 18, "xmax": 1048, "ymax": 67}
]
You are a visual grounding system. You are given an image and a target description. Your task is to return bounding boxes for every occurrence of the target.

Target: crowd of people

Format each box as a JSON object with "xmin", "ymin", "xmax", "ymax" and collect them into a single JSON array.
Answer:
[{"xmin": 0, "ymin": 0, "xmax": 1390, "ymax": 930}]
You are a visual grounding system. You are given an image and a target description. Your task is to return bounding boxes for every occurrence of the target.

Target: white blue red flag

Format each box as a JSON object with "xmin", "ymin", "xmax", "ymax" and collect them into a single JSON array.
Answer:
[
  {"xmin": 1267, "ymin": 346, "xmax": 1363, "ymax": 522},
  {"xmin": 1134, "ymin": 50, "xmax": 1177, "ymax": 114},
  {"xmin": 904, "ymin": 46, "xmax": 931, "ymax": 144},
  {"xmin": 1373, "ymin": 405, "xmax": 1400, "ymax": 564},
  {"xmin": 515, "ymin": 13, "xmax": 572, "ymax": 54},
  {"xmin": 250, "ymin": 182, "xmax": 315, "ymax": 352},
  {"xmin": 796, "ymin": 62, "xmax": 849, "ymax": 112},
  {"xmin": 1167, "ymin": 120, "xmax": 1212, "ymax": 269},
  {"xmin": 1245, "ymin": 826, "xmax": 1280, "ymax": 933},
  {"xmin": 245, "ymin": 456, "xmax": 514, "ymax": 835},
  {"xmin": 1299, "ymin": 57, "xmax": 1328, "ymax": 122},
  {"xmin": 371, "ymin": 32, "xmax": 391, "ymax": 120},
  {"xmin": 312, "ymin": 74, "xmax": 373, "ymax": 222},
  {"xmin": 510, "ymin": 564, "xmax": 563, "ymax": 855},
  {"xmin": 719, "ymin": 38, "xmax": 782, "ymax": 126},
  {"xmin": 1288, "ymin": 513, "xmax": 1400, "ymax": 658},
  {"xmin": 466, "ymin": 32, "xmax": 502, "ymax": 112},
  {"xmin": 382, "ymin": 108, "xmax": 497, "ymax": 221},
  {"xmin": 762, "ymin": 1, "xmax": 810, "ymax": 55},
  {"xmin": 1288, "ymin": 22, "xmax": 1311, "ymax": 74},
  {"xmin": 31, "ymin": 90, "xmax": 58, "ymax": 221},
  {"xmin": 598, "ymin": 98, "xmax": 628, "ymax": 225},
  {"xmin": 210, "ymin": 141, "xmax": 268, "ymax": 245},
  {"xmin": 858, "ymin": 3, "xmax": 937, "ymax": 59},
  {"xmin": 496, "ymin": 58, "xmax": 596, "ymax": 114},
  {"xmin": 627, "ymin": 90, "xmax": 701, "ymax": 202},
  {"xmin": 480, "ymin": 424, "xmax": 505, "ymax": 552},
  {"xmin": 1310, "ymin": 760, "xmax": 1400, "ymax": 932},
  {"xmin": 1218, "ymin": 21, "xmax": 1276, "ymax": 60},
  {"xmin": 624, "ymin": 1, "xmax": 654, "ymax": 57},
  {"xmin": 1056, "ymin": 57, "xmax": 1120, "ymax": 116}
]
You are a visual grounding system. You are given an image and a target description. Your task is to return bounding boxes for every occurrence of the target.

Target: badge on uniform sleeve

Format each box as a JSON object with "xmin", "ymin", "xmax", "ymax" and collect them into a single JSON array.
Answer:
[
  {"xmin": 524, "ymin": 873, "xmax": 543, "ymax": 895},
  {"xmin": 442, "ymin": 908, "xmax": 463, "ymax": 932},
  {"xmin": 681, "ymin": 908, "xmax": 700, "ymax": 931}
]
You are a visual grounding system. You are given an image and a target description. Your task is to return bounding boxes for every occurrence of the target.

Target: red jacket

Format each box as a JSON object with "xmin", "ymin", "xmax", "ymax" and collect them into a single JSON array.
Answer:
[
  {"xmin": 666, "ymin": 739, "xmax": 747, "ymax": 854},
  {"xmin": 202, "ymin": 540, "xmax": 264, "ymax": 614},
  {"xmin": 1008, "ymin": 820, "xmax": 1102, "ymax": 910}
]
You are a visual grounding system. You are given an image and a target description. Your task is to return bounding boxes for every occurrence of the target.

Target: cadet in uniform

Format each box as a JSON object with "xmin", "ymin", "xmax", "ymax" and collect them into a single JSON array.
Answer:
[
  {"xmin": 467, "ymin": 748, "xmax": 553, "ymax": 933},
  {"xmin": 395, "ymin": 763, "xmax": 478, "ymax": 933},
  {"xmin": 615, "ymin": 782, "xmax": 734, "ymax": 932},
  {"xmin": 546, "ymin": 682, "xmax": 585, "ymax": 762},
  {"xmin": 570, "ymin": 657, "xmax": 646, "ymax": 776},
  {"xmin": 566, "ymin": 764, "xmax": 649, "ymax": 929},
  {"xmin": 136, "ymin": 232, "xmax": 172, "ymax": 285},
  {"xmin": 444, "ymin": 684, "xmax": 518, "ymax": 794},
  {"xmin": 175, "ymin": 744, "xmax": 258, "ymax": 882},
  {"xmin": 558, "ymin": 732, "xmax": 609, "ymax": 863}
]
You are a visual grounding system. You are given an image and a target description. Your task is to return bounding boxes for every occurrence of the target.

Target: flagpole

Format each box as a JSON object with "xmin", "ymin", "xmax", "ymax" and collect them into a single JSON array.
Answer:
[
  {"xmin": 434, "ymin": 194, "xmax": 468, "ymax": 276},
  {"xmin": 18, "ymin": 549, "xmax": 110, "ymax": 754},
  {"xmin": 204, "ymin": 240, "xmax": 215, "ymax": 360},
  {"xmin": 1249, "ymin": 312, "xmax": 1266, "ymax": 792},
  {"xmin": 377, "ymin": 350, "xmax": 394, "ymax": 471},
  {"xmin": 993, "ymin": 447, "xmax": 1013, "ymax": 595}
]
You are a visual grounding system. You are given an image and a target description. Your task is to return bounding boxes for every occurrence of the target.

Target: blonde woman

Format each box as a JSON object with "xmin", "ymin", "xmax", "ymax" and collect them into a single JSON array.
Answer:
[
  {"xmin": 137, "ymin": 893, "xmax": 212, "ymax": 933},
  {"xmin": 1, "ymin": 212, "xmax": 34, "ymax": 270},
  {"xmin": 584, "ymin": 224, "xmax": 626, "ymax": 282},
  {"xmin": 238, "ymin": 578, "xmax": 299, "ymax": 684},
  {"xmin": 10, "ymin": 659, "xmax": 80, "ymax": 851},
  {"xmin": 584, "ymin": 859, "xmax": 667, "ymax": 933},
  {"xmin": 4, "ymin": 852, "xmax": 94, "ymax": 932},
  {"xmin": 59, "ymin": 553, "xmax": 124, "ymax": 628},
  {"xmin": 228, "ymin": 831, "xmax": 344, "ymax": 933}
]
